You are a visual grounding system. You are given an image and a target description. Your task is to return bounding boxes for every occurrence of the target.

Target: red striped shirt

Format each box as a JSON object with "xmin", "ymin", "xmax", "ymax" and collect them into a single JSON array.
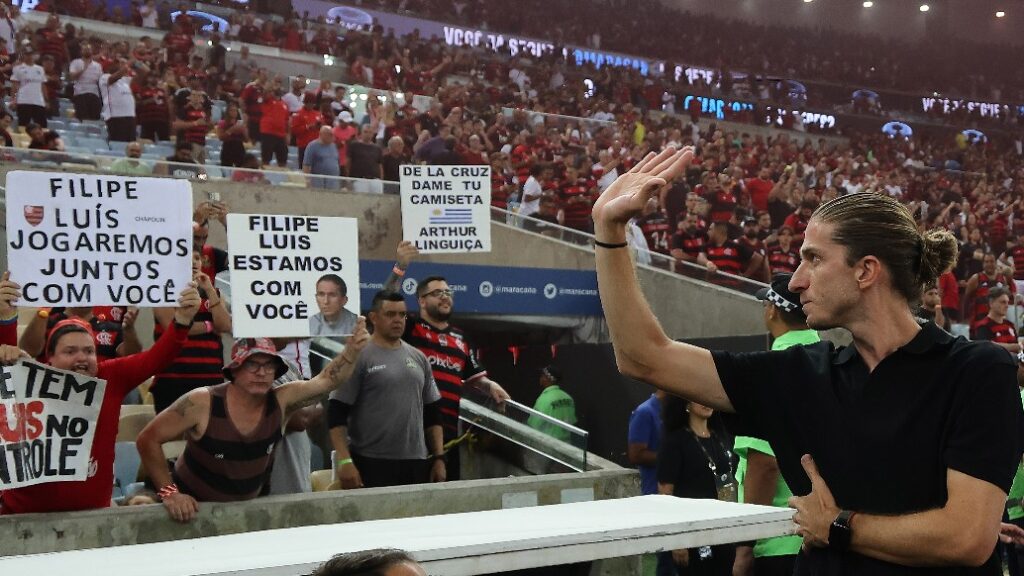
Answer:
[{"xmin": 403, "ymin": 318, "xmax": 486, "ymax": 434}]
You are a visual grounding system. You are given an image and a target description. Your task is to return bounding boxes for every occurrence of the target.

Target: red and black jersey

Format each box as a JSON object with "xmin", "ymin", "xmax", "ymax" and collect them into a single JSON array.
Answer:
[
  {"xmin": 767, "ymin": 244, "xmax": 800, "ymax": 275},
  {"xmin": 737, "ymin": 236, "xmax": 765, "ymax": 255},
  {"xmin": 558, "ymin": 179, "xmax": 595, "ymax": 232},
  {"xmin": 972, "ymin": 272, "xmax": 1016, "ymax": 324},
  {"xmin": 637, "ymin": 211, "xmax": 673, "ymax": 255},
  {"xmin": 177, "ymin": 105, "xmax": 209, "ymax": 145},
  {"xmin": 988, "ymin": 216, "xmax": 1009, "ymax": 253},
  {"xmin": 403, "ymin": 317, "xmax": 486, "ymax": 435},
  {"xmin": 44, "ymin": 308, "xmax": 127, "ymax": 363},
  {"xmin": 511, "ymin": 144, "xmax": 533, "ymax": 185},
  {"xmin": 974, "ymin": 316, "xmax": 1018, "ymax": 345},
  {"xmin": 1009, "ymin": 245, "xmax": 1024, "ymax": 281},
  {"xmin": 35, "ymin": 29, "xmax": 66, "ymax": 67},
  {"xmin": 707, "ymin": 189, "xmax": 737, "ymax": 223},
  {"xmin": 134, "ymin": 85, "xmax": 169, "ymax": 124},
  {"xmin": 707, "ymin": 240, "xmax": 754, "ymax": 277},
  {"xmin": 151, "ymin": 295, "xmax": 224, "ymax": 405},
  {"xmin": 671, "ymin": 230, "xmax": 706, "ymax": 259},
  {"xmin": 491, "ymin": 171, "xmax": 512, "ymax": 210},
  {"xmin": 163, "ymin": 33, "xmax": 194, "ymax": 63},
  {"xmin": 783, "ymin": 212, "xmax": 811, "ymax": 238}
]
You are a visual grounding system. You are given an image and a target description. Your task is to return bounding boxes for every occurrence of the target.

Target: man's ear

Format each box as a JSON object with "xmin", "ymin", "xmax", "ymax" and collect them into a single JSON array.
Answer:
[{"xmin": 856, "ymin": 255, "xmax": 882, "ymax": 288}]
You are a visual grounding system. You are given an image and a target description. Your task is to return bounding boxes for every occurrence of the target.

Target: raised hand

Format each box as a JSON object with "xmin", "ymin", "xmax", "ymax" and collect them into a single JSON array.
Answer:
[
  {"xmin": 121, "ymin": 306, "xmax": 140, "ymax": 330},
  {"xmin": 173, "ymin": 283, "xmax": 202, "ymax": 326},
  {"xmin": 591, "ymin": 147, "xmax": 693, "ymax": 232},
  {"xmin": 396, "ymin": 240, "xmax": 419, "ymax": 270},
  {"xmin": 0, "ymin": 271, "xmax": 21, "ymax": 319},
  {"xmin": 0, "ymin": 344, "xmax": 29, "ymax": 365},
  {"xmin": 345, "ymin": 317, "xmax": 370, "ymax": 355}
]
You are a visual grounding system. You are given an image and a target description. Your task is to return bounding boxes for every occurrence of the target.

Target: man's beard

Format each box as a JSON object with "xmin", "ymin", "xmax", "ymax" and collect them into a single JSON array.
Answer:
[{"xmin": 426, "ymin": 303, "xmax": 451, "ymax": 322}]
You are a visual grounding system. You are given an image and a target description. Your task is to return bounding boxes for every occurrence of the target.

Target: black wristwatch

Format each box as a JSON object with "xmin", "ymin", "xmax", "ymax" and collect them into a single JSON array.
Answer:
[{"xmin": 829, "ymin": 510, "xmax": 855, "ymax": 550}]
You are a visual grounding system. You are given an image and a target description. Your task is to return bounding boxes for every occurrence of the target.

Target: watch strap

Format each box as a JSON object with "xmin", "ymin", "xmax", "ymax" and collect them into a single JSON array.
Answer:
[{"xmin": 829, "ymin": 509, "xmax": 855, "ymax": 550}]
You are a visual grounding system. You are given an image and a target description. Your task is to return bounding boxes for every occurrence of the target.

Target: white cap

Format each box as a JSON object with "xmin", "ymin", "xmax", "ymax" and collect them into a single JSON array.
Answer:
[{"xmin": 338, "ymin": 111, "xmax": 354, "ymax": 123}]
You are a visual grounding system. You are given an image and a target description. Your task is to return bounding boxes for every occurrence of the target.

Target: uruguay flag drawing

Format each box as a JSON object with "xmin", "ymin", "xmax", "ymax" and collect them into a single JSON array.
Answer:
[{"xmin": 430, "ymin": 208, "xmax": 473, "ymax": 224}]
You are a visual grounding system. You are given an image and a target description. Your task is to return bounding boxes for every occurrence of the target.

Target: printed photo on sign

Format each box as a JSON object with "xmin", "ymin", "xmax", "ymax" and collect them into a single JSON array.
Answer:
[
  {"xmin": 227, "ymin": 214, "xmax": 360, "ymax": 338},
  {"xmin": 0, "ymin": 360, "xmax": 107, "ymax": 489},
  {"xmin": 4, "ymin": 171, "xmax": 193, "ymax": 307},
  {"xmin": 400, "ymin": 165, "xmax": 492, "ymax": 254}
]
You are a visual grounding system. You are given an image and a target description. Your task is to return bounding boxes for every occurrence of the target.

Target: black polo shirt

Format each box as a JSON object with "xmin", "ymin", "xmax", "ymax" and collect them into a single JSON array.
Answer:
[{"xmin": 712, "ymin": 322, "xmax": 1023, "ymax": 575}]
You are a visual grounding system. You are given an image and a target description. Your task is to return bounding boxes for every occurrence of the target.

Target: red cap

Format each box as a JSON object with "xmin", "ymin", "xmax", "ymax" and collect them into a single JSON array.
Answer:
[{"xmin": 222, "ymin": 338, "xmax": 288, "ymax": 380}]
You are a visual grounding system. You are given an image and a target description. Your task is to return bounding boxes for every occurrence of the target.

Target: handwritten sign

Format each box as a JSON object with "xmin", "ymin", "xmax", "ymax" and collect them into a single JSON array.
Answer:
[
  {"xmin": 400, "ymin": 165, "xmax": 491, "ymax": 253},
  {"xmin": 5, "ymin": 171, "xmax": 193, "ymax": 306},
  {"xmin": 0, "ymin": 360, "xmax": 107, "ymax": 489},
  {"xmin": 228, "ymin": 214, "xmax": 360, "ymax": 338}
]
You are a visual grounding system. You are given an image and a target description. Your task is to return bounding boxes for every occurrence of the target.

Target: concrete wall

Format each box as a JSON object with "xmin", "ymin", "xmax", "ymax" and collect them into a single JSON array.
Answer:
[{"xmin": 0, "ymin": 470, "xmax": 638, "ymax": 554}]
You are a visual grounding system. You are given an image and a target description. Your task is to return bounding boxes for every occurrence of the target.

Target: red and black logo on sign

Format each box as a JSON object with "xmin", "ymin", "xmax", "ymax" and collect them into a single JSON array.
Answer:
[{"xmin": 23, "ymin": 205, "xmax": 44, "ymax": 226}]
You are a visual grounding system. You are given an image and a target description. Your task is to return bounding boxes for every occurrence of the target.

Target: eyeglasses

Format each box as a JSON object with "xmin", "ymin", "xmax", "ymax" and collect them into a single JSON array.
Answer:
[
  {"xmin": 381, "ymin": 310, "xmax": 408, "ymax": 319},
  {"xmin": 241, "ymin": 359, "xmax": 278, "ymax": 374},
  {"xmin": 424, "ymin": 289, "xmax": 453, "ymax": 299}
]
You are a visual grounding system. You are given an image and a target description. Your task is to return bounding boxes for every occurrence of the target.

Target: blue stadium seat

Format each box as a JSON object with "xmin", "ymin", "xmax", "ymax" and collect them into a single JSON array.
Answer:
[{"xmin": 113, "ymin": 441, "xmax": 141, "ymax": 499}]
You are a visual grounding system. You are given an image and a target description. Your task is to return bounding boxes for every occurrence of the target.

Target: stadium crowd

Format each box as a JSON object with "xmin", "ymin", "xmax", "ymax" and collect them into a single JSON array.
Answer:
[
  {"xmin": 2, "ymin": 2, "xmax": 1024, "ymax": 574},
  {"xmin": 4, "ymin": 0, "xmax": 1023, "ymax": 129}
]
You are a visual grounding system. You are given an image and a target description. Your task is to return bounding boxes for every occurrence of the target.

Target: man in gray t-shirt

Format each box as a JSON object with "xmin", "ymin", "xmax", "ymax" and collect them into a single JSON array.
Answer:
[
  {"xmin": 303, "ymin": 126, "xmax": 341, "ymax": 190},
  {"xmin": 327, "ymin": 291, "xmax": 445, "ymax": 489}
]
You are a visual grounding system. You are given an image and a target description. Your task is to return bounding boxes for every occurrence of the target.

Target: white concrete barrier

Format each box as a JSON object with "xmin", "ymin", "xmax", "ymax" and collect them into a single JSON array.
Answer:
[{"xmin": 0, "ymin": 495, "xmax": 794, "ymax": 575}]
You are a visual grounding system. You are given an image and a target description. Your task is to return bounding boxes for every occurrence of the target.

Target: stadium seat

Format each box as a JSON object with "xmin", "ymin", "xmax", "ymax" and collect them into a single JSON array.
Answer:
[
  {"xmin": 117, "ymin": 410, "xmax": 155, "ymax": 442},
  {"xmin": 310, "ymin": 470, "xmax": 338, "ymax": 492},
  {"xmin": 162, "ymin": 440, "xmax": 187, "ymax": 461},
  {"xmin": 113, "ymin": 441, "xmax": 142, "ymax": 499}
]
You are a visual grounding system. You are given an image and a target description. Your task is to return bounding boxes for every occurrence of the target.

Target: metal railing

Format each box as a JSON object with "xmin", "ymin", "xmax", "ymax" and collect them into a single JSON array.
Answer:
[
  {"xmin": 0, "ymin": 146, "xmax": 401, "ymax": 193},
  {"xmin": 489, "ymin": 205, "xmax": 767, "ymax": 296}
]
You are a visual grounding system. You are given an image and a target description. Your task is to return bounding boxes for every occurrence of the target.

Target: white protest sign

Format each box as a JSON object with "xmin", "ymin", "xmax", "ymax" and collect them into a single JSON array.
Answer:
[
  {"xmin": 5, "ymin": 171, "xmax": 193, "ymax": 307},
  {"xmin": 227, "ymin": 214, "xmax": 360, "ymax": 338},
  {"xmin": 400, "ymin": 165, "xmax": 491, "ymax": 253},
  {"xmin": 0, "ymin": 360, "xmax": 107, "ymax": 489}
]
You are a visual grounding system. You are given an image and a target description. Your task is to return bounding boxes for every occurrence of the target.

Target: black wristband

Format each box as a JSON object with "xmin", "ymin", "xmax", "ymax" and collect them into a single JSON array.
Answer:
[
  {"xmin": 172, "ymin": 319, "xmax": 192, "ymax": 329},
  {"xmin": 431, "ymin": 453, "xmax": 446, "ymax": 463},
  {"xmin": 594, "ymin": 239, "xmax": 629, "ymax": 249}
]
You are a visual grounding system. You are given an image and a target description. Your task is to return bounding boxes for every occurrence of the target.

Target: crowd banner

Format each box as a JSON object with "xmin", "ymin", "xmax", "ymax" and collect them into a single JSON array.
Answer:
[
  {"xmin": 227, "ymin": 214, "xmax": 360, "ymax": 338},
  {"xmin": 0, "ymin": 360, "xmax": 107, "ymax": 489},
  {"xmin": 5, "ymin": 171, "xmax": 193, "ymax": 307},
  {"xmin": 400, "ymin": 165, "xmax": 492, "ymax": 254}
]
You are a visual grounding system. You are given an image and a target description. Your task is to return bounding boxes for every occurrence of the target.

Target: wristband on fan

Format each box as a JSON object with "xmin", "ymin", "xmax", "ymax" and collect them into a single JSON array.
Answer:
[
  {"xmin": 594, "ymin": 239, "xmax": 628, "ymax": 249},
  {"xmin": 158, "ymin": 483, "xmax": 179, "ymax": 501},
  {"xmin": 337, "ymin": 457, "xmax": 354, "ymax": 467},
  {"xmin": 392, "ymin": 265, "xmax": 406, "ymax": 277},
  {"xmin": 205, "ymin": 320, "xmax": 214, "ymax": 334}
]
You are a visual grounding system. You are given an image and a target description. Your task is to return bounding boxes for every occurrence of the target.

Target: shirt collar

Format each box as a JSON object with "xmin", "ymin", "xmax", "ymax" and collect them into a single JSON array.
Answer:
[{"xmin": 832, "ymin": 321, "xmax": 953, "ymax": 366}]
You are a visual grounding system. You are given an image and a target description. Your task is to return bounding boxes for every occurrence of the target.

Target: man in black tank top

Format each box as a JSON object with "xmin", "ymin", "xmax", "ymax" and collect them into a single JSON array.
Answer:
[{"xmin": 137, "ymin": 320, "xmax": 370, "ymax": 523}]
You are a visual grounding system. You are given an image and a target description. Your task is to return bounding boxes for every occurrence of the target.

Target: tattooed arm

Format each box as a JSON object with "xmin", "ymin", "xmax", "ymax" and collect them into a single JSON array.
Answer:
[
  {"xmin": 136, "ymin": 388, "xmax": 212, "ymax": 491},
  {"xmin": 276, "ymin": 317, "xmax": 371, "ymax": 420}
]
